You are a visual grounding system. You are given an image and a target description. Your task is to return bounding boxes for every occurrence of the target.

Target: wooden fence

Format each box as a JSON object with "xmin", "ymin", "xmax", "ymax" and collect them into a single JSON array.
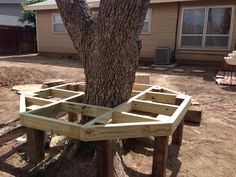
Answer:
[{"xmin": 0, "ymin": 25, "xmax": 36, "ymax": 55}]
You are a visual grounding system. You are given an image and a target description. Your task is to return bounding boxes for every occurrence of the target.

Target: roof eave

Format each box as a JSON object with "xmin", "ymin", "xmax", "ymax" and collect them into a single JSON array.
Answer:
[
  {"xmin": 25, "ymin": 0, "xmax": 198, "ymax": 11},
  {"xmin": 25, "ymin": 4, "xmax": 58, "ymax": 11}
]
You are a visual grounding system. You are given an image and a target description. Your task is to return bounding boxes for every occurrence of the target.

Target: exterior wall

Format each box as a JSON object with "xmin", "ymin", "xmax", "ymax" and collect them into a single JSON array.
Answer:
[
  {"xmin": 36, "ymin": 10, "xmax": 77, "ymax": 53},
  {"xmin": 36, "ymin": 1, "xmax": 236, "ymax": 65},
  {"xmin": 0, "ymin": 4, "xmax": 21, "ymax": 16},
  {"xmin": 0, "ymin": 3, "xmax": 23, "ymax": 26},
  {"xmin": 140, "ymin": 3, "xmax": 178, "ymax": 60},
  {"xmin": 176, "ymin": 0, "xmax": 236, "ymax": 64},
  {"xmin": 36, "ymin": 4, "xmax": 179, "ymax": 60}
]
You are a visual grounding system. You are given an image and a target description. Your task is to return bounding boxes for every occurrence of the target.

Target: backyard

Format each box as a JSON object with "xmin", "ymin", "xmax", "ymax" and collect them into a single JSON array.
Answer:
[{"xmin": 0, "ymin": 54, "xmax": 236, "ymax": 177}]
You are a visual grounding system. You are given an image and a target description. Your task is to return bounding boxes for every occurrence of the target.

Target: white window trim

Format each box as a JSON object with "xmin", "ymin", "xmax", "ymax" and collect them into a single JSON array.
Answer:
[
  {"xmin": 51, "ymin": 13, "xmax": 67, "ymax": 34},
  {"xmin": 178, "ymin": 5, "xmax": 235, "ymax": 50},
  {"xmin": 141, "ymin": 8, "xmax": 152, "ymax": 35}
]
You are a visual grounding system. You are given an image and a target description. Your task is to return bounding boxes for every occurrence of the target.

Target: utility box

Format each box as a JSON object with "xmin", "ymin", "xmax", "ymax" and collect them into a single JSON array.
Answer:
[{"xmin": 154, "ymin": 47, "xmax": 172, "ymax": 65}]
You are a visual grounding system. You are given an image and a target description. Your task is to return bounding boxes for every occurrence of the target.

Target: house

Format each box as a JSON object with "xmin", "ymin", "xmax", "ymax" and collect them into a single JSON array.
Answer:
[
  {"xmin": 0, "ymin": 0, "xmax": 26, "ymax": 26},
  {"xmin": 25, "ymin": 0, "xmax": 236, "ymax": 65}
]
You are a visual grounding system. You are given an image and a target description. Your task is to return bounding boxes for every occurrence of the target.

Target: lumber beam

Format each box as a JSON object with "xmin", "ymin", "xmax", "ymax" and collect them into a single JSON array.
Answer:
[
  {"xmin": 77, "ymin": 82, "xmax": 86, "ymax": 92},
  {"xmin": 184, "ymin": 106, "xmax": 202, "ymax": 124},
  {"xmin": 27, "ymin": 102, "xmax": 60, "ymax": 117},
  {"xmin": 19, "ymin": 95, "xmax": 26, "ymax": 113},
  {"xmin": 26, "ymin": 96, "xmax": 55, "ymax": 106},
  {"xmin": 132, "ymin": 100, "xmax": 178, "ymax": 116},
  {"xmin": 146, "ymin": 92, "xmax": 177, "ymax": 104},
  {"xmin": 21, "ymin": 113, "xmax": 81, "ymax": 139},
  {"xmin": 112, "ymin": 112, "xmax": 158, "ymax": 123},
  {"xmin": 35, "ymin": 89, "xmax": 51, "ymax": 98},
  {"xmin": 81, "ymin": 122, "xmax": 172, "ymax": 141},
  {"xmin": 67, "ymin": 84, "xmax": 78, "ymax": 122},
  {"xmin": 172, "ymin": 119, "xmax": 184, "ymax": 145},
  {"xmin": 27, "ymin": 128, "xmax": 45, "ymax": 164},
  {"xmin": 131, "ymin": 90, "xmax": 140, "ymax": 97},
  {"xmin": 133, "ymin": 83, "xmax": 153, "ymax": 91},
  {"xmin": 61, "ymin": 102, "xmax": 111, "ymax": 117},
  {"xmin": 82, "ymin": 86, "xmax": 156, "ymax": 128},
  {"xmin": 171, "ymin": 96, "xmax": 191, "ymax": 133},
  {"xmin": 96, "ymin": 140, "xmax": 114, "ymax": 177},
  {"xmin": 51, "ymin": 88, "xmax": 81, "ymax": 98},
  {"xmin": 152, "ymin": 136, "xmax": 169, "ymax": 177}
]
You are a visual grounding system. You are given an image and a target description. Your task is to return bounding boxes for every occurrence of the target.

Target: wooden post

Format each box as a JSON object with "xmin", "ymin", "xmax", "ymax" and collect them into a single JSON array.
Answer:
[
  {"xmin": 172, "ymin": 97, "xmax": 185, "ymax": 145},
  {"xmin": 152, "ymin": 136, "xmax": 169, "ymax": 177},
  {"xmin": 67, "ymin": 83, "xmax": 78, "ymax": 122},
  {"xmin": 172, "ymin": 119, "xmax": 184, "ymax": 145},
  {"xmin": 27, "ymin": 128, "xmax": 45, "ymax": 164},
  {"xmin": 96, "ymin": 140, "xmax": 114, "ymax": 177},
  {"xmin": 135, "ymin": 73, "xmax": 150, "ymax": 84}
]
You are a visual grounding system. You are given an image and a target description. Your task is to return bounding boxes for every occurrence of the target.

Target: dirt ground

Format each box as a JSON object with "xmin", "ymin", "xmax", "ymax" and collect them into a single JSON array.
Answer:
[{"xmin": 0, "ymin": 54, "xmax": 236, "ymax": 177}]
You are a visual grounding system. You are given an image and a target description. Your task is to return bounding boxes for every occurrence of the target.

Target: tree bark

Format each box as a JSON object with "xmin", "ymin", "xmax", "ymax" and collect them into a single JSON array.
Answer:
[{"xmin": 56, "ymin": 0, "xmax": 150, "ymax": 176}]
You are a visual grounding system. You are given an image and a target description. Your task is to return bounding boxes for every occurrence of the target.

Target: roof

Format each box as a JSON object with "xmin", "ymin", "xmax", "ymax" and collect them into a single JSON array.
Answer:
[{"xmin": 25, "ymin": 0, "xmax": 198, "ymax": 11}]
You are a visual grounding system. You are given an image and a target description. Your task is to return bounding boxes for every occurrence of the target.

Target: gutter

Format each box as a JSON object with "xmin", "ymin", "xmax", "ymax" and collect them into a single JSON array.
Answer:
[
  {"xmin": 25, "ymin": 0, "xmax": 198, "ymax": 11},
  {"xmin": 173, "ymin": 2, "xmax": 180, "ymax": 61}
]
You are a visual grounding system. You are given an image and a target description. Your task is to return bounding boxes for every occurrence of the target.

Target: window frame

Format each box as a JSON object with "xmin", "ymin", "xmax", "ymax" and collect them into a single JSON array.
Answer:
[
  {"xmin": 141, "ymin": 8, "xmax": 152, "ymax": 34},
  {"xmin": 178, "ymin": 5, "xmax": 235, "ymax": 50},
  {"xmin": 51, "ymin": 13, "xmax": 67, "ymax": 34}
]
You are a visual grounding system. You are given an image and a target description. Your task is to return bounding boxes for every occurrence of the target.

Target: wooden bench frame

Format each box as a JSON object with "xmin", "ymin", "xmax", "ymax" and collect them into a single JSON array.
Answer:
[{"xmin": 20, "ymin": 82, "xmax": 191, "ymax": 177}]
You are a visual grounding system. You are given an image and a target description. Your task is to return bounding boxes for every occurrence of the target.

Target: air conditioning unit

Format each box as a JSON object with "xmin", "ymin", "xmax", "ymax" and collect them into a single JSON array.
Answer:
[{"xmin": 154, "ymin": 47, "xmax": 172, "ymax": 65}]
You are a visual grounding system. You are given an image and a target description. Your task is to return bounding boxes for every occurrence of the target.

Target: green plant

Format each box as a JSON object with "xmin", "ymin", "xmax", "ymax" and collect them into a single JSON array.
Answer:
[{"xmin": 19, "ymin": 0, "xmax": 43, "ymax": 26}]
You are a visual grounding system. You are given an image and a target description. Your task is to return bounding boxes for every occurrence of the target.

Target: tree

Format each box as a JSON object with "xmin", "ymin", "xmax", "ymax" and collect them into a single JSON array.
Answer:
[
  {"xmin": 55, "ymin": 0, "xmax": 150, "ymax": 176},
  {"xmin": 19, "ymin": 0, "xmax": 43, "ymax": 26}
]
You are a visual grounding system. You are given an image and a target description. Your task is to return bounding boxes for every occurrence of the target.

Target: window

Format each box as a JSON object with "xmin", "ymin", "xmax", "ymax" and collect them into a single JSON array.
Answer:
[
  {"xmin": 51, "ymin": 10, "xmax": 151, "ymax": 34},
  {"xmin": 180, "ymin": 6, "xmax": 234, "ymax": 49},
  {"xmin": 52, "ymin": 14, "xmax": 66, "ymax": 33},
  {"xmin": 142, "ymin": 9, "xmax": 151, "ymax": 34}
]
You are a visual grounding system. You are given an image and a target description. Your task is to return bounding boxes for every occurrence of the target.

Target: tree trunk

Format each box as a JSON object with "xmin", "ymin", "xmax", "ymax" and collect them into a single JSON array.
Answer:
[{"xmin": 55, "ymin": 0, "xmax": 150, "ymax": 176}]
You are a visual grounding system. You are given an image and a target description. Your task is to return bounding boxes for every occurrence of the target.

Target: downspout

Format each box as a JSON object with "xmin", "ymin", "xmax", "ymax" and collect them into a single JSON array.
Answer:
[{"xmin": 173, "ymin": 2, "xmax": 180, "ymax": 62}]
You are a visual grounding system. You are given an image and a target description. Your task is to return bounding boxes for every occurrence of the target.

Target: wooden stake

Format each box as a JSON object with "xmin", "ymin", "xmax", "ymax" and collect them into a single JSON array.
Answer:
[
  {"xmin": 67, "ymin": 84, "xmax": 78, "ymax": 122},
  {"xmin": 172, "ymin": 119, "xmax": 184, "ymax": 145},
  {"xmin": 152, "ymin": 136, "xmax": 169, "ymax": 177},
  {"xmin": 27, "ymin": 128, "xmax": 45, "ymax": 164},
  {"xmin": 96, "ymin": 140, "xmax": 114, "ymax": 177}
]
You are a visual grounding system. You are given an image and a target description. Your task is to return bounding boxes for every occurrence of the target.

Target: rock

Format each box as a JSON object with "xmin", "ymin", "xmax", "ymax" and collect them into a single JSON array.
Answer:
[
  {"xmin": 50, "ymin": 135, "xmax": 66, "ymax": 147},
  {"xmin": 172, "ymin": 69, "xmax": 186, "ymax": 73}
]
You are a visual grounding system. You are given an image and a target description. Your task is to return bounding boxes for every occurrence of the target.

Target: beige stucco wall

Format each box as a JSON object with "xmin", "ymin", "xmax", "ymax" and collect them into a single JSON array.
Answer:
[
  {"xmin": 176, "ymin": 0, "xmax": 236, "ymax": 64},
  {"xmin": 140, "ymin": 3, "xmax": 178, "ymax": 59},
  {"xmin": 36, "ymin": 0, "xmax": 236, "ymax": 64},
  {"xmin": 36, "ymin": 3, "xmax": 179, "ymax": 61},
  {"xmin": 36, "ymin": 10, "xmax": 76, "ymax": 54}
]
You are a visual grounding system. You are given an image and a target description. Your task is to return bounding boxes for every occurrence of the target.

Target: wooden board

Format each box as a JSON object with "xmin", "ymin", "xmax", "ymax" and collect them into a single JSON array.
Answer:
[{"xmin": 20, "ymin": 82, "xmax": 191, "ymax": 141}]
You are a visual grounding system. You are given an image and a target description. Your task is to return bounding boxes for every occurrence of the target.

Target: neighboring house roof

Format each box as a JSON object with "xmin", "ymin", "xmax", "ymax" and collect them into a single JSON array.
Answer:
[
  {"xmin": 25, "ymin": 0, "xmax": 198, "ymax": 11},
  {"xmin": 0, "ymin": 0, "xmax": 30, "ymax": 26},
  {"xmin": 0, "ymin": 0, "xmax": 26, "ymax": 4}
]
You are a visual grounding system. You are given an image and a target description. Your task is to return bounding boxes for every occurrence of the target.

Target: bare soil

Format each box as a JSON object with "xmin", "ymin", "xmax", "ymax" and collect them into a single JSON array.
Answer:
[{"xmin": 0, "ymin": 54, "xmax": 236, "ymax": 177}]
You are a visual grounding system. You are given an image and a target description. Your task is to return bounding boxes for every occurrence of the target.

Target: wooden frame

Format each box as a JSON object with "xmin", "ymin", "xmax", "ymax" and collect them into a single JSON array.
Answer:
[
  {"xmin": 20, "ymin": 82, "xmax": 191, "ymax": 141},
  {"xmin": 20, "ymin": 82, "xmax": 191, "ymax": 176}
]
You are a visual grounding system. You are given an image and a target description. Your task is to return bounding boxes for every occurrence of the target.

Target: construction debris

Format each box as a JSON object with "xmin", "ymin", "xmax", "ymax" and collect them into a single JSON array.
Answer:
[
  {"xmin": 135, "ymin": 73, "xmax": 150, "ymax": 84},
  {"xmin": 214, "ymin": 70, "xmax": 236, "ymax": 86},
  {"xmin": 12, "ymin": 84, "xmax": 43, "ymax": 94},
  {"xmin": 43, "ymin": 79, "xmax": 66, "ymax": 87}
]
